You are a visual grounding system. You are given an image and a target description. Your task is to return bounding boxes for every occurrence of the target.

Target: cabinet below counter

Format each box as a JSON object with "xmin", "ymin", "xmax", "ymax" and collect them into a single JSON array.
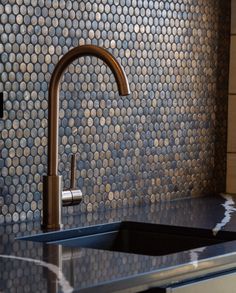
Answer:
[{"xmin": 166, "ymin": 271, "xmax": 236, "ymax": 293}]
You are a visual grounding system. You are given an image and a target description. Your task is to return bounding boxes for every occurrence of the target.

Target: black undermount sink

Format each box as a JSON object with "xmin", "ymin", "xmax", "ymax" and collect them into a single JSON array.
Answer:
[{"xmin": 18, "ymin": 221, "xmax": 236, "ymax": 256}]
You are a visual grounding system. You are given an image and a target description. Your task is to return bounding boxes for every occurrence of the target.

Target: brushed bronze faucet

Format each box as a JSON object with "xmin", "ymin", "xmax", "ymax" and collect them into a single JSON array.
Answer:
[{"xmin": 42, "ymin": 45, "xmax": 130, "ymax": 231}]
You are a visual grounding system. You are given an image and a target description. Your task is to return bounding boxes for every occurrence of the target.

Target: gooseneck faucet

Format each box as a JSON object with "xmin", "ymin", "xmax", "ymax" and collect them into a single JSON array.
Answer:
[{"xmin": 42, "ymin": 45, "xmax": 130, "ymax": 231}]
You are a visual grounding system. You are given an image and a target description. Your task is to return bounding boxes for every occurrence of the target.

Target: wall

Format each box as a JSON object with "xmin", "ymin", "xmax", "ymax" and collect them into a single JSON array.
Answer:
[
  {"xmin": 227, "ymin": 0, "xmax": 236, "ymax": 193},
  {"xmin": 0, "ymin": 0, "xmax": 230, "ymax": 224}
]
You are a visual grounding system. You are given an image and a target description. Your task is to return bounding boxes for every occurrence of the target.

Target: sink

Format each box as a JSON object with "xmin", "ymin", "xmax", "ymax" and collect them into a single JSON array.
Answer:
[{"xmin": 18, "ymin": 221, "xmax": 236, "ymax": 256}]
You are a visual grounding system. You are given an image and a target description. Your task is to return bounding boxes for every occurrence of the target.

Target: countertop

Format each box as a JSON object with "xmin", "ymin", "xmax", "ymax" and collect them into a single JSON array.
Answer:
[{"xmin": 1, "ymin": 194, "xmax": 236, "ymax": 293}]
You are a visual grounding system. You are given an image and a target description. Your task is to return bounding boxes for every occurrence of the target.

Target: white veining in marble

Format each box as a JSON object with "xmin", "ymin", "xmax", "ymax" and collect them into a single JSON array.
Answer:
[
  {"xmin": 212, "ymin": 194, "xmax": 236, "ymax": 236},
  {"xmin": 0, "ymin": 254, "xmax": 73, "ymax": 293},
  {"xmin": 189, "ymin": 247, "xmax": 206, "ymax": 268},
  {"xmin": 189, "ymin": 194, "xmax": 236, "ymax": 268}
]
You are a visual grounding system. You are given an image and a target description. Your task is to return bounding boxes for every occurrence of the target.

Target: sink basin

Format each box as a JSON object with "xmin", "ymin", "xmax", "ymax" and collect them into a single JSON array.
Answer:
[{"xmin": 18, "ymin": 221, "xmax": 236, "ymax": 256}]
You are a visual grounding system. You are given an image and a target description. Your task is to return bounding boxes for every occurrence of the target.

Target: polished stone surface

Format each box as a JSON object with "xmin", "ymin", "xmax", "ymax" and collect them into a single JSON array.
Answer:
[{"xmin": 1, "ymin": 195, "xmax": 236, "ymax": 292}]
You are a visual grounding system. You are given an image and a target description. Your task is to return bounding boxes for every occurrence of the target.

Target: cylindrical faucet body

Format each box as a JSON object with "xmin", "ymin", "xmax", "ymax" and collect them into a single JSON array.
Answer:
[{"xmin": 42, "ymin": 45, "xmax": 130, "ymax": 230}]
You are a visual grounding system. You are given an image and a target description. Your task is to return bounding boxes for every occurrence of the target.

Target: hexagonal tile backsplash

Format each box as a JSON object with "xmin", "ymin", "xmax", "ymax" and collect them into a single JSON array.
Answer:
[{"xmin": 0, "ymin": 0, "xmax": 230, "ymax": 224}]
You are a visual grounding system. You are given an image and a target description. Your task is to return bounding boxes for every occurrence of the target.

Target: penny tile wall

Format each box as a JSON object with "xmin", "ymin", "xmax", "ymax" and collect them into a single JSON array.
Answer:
[{"xmin": 0, "ymin": 0, "xmax": 230, "ymax": 224}]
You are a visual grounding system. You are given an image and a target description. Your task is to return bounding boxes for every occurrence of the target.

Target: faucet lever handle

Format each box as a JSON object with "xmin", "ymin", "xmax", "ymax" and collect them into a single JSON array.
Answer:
[
  {"xmin": 62, "ymin": 153, "xmax": 82, "ymax": 206},
  {"xmin": 70, "ymin": 153, "xmax": 77, "ymax": 190}
]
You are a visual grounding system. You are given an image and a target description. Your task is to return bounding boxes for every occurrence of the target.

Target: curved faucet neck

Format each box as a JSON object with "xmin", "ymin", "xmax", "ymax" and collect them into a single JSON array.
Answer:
[{"xmin": 47, "ymin": 45, "xmax": 130, "ymax": 176}]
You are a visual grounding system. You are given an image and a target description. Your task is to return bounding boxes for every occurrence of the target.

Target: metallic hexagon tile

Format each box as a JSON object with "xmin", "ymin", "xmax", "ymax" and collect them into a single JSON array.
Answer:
[{"xmin": 0, "ymin": 0, "xmax": 230, "ymax": 224}]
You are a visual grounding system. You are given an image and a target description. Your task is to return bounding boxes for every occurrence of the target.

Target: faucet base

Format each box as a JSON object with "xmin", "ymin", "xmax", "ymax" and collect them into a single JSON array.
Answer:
[{"xmin": 42, "ymin": 175, "xmax": 63, "ymax": 231}]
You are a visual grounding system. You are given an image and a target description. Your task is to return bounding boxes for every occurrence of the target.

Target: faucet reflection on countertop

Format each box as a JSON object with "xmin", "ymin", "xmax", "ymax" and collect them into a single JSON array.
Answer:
[{"xmin": 42, "ymin": 45, "xmax": 130, "ymax": 231}]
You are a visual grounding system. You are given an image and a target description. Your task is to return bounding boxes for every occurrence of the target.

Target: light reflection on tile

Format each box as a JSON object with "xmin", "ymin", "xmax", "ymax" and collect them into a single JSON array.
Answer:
[{"xmin": 0, "ymin": 0, "xmax": 230, "ymax": 223}]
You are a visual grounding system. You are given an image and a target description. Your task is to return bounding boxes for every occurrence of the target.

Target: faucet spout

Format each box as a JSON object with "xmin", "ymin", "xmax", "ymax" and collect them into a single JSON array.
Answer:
[
  {"xmin": 48, "ymin": 45, "xmax": 130, "ymax": 176},
  {"xmin": 42, "ymin": 45, "xmax": 130, "ymax": 231}
]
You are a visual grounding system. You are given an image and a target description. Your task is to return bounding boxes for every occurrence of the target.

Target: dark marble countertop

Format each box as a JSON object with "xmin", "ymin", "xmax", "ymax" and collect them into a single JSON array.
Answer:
[{"xmin": 1, "ymin": 194, "xmax": 236, "ymax": 293}]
